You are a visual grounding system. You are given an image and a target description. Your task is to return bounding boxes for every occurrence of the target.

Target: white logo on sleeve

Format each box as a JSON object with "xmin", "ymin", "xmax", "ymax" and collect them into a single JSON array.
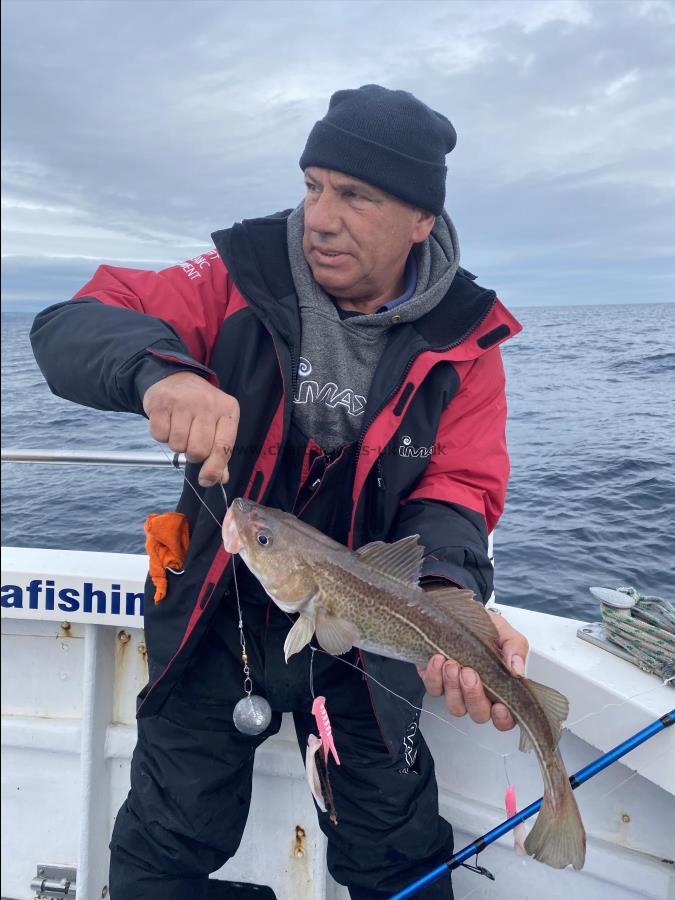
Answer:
[
  {"xmin": 398, "ymin": 435, "xmax": 435, "ymax": 458},
  {"xmin": 179, "ymin": 249, "xmax": 220, "ymax": 281}
]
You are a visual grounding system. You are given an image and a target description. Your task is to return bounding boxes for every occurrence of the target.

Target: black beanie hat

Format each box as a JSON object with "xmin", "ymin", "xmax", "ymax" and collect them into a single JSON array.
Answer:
[{"xmin": 299, "ymin": 84, "xmax": 457, "ymax": 216}]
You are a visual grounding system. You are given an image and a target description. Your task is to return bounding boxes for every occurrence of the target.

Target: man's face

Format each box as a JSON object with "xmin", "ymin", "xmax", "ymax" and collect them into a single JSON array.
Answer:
[{"xmin": 302, "ymin": 167, "xmax": 435, "ymax": 304}]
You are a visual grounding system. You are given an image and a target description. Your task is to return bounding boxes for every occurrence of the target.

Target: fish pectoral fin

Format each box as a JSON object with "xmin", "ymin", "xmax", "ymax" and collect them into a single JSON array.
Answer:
[
  {"xmin": 284, "ymin": 613, "xmax": 316, "ymax": 662},
  {"xmin": 356, "ymin": 535, "xmax": 425, "ymax": 586},
  {"xmin": 315, "ymin": 610, "xmax": 361, "ymax": 656},
  {"xmin": 523, "ymin": 678, "xmax": 570, "ymax": 748}
]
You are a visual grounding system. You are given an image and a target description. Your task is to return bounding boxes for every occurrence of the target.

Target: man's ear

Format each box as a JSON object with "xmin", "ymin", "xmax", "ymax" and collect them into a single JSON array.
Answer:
[{"xmin": 411, "ymin": 209, "xmax": 436, "ymax": 244}]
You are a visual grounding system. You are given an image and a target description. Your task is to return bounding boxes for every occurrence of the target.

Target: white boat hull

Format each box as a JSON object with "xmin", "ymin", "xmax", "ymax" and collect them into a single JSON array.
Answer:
[{"xmin": 2, "ymin": 547, "xmax": 673, "ymax": 899}]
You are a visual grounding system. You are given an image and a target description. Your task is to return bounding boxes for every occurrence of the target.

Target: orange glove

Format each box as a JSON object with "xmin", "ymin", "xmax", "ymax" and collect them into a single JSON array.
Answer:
[{"xmin": 144, "ymin": 512, "xmax": 190, "ymax": 603}]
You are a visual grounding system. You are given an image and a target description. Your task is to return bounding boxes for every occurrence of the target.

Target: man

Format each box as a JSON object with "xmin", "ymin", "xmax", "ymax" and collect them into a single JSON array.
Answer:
[{"xmin": 31, "ymin": 84, "xmax": 526, "ymax": 899}]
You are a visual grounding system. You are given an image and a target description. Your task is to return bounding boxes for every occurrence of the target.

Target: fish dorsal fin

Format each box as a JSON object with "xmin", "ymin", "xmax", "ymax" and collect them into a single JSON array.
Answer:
[
  {"xmin": 521, "ymin": 678, "xmax": 570, "ymax": 750},
  {"xmin": 420, "ymin": 588, "xmax": 499, "ymax": 646},
  {"xmin": 356, "ymin": 535, "xmax": 425, "ymax": 586}
]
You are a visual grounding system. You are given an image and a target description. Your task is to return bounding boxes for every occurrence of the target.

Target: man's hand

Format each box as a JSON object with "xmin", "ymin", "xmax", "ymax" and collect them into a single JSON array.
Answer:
[
  {"xmin": 417, "ymin": 611, "xmax": 529, "ymax": 731},
  {"xmin": 142, "ymin": 371, "xmax": 240, "ymax": 487}
]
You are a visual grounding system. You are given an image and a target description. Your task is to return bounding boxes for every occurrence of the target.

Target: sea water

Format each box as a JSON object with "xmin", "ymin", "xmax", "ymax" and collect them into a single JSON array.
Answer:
[{"xmin": 2, "ymin": 302, "xmax": 673, "ymax": 619}]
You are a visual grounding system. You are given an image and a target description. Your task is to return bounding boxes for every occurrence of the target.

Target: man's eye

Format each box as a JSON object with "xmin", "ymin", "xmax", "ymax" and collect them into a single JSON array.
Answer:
[{"xmin": 305, "ymin": 183, "xmax": 319, "ymax": 193}]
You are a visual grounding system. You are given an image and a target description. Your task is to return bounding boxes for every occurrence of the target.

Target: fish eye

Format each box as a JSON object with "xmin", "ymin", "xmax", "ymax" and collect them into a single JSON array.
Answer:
[{"xmin": 256, "ymin": 531, "xmax": 272, "ymax": 547}]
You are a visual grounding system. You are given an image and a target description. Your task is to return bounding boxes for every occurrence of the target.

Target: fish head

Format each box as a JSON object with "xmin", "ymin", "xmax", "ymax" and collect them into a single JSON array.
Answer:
[
  {"xmin": 222, "ymin": 497, "xmax": 290, "ymax": 573},
  {"xmin": 222, "ymin": 498, "xmax": 319, "ymax": 612}
]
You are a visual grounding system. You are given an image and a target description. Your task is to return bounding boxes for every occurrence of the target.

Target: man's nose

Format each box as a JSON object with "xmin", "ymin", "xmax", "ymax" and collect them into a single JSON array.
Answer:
[{"xmin": 305, "ymin": 191, "xmax": 340, "ymax": 235}]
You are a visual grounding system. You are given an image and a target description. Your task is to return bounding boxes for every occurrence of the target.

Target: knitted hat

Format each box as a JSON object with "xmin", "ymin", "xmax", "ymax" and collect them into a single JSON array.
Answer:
[{"xmin": 299, "ymin": 84, "xmax": 457, "ymax": 215}]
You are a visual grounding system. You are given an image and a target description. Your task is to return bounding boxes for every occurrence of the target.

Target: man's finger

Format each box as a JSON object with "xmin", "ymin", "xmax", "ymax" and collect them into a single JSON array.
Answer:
[
  {"xmin": 509, "ymin": 654, "xmax": 526, "ymax": 676},
  {"xmin": 148, "ymin": 407, "xmax": 171, "ymax": 444},
  {"xmin": 198, "ymin": 411, "xmax": 239, "ymax": 487},
  {"xmin": 418, "ymin": 655, "xmax": 445, "ymax": 697},
  {"xmin": 442, "ymin": 660, "xmax": 468, "ymax": 718},
  {"xmin": 491, "ymin": 703, "xmax": 516, "ymax": 731},
  {"xmin": 501, "ymin": 639, "xmax": 528, "ymax": 676},
  {"xmin": 198, "ymin": 445, "xmax": 230, "ymax": 487},
  {"xmin": 167, "ymin": 410, "xmax": 192, "ymax": 455},
  {"xmin": 185, "ymin": 417, "xmax": 216, "ymax": 464},
  {"xmin": 459, "ymin": 667, "xmax": 492, "ymax": 724},
  {"xmin": 492, "ymin": 615, "xmax": 529, "ymax": 676},
  {"xmin": 215, "ymin": 405, "xmax": 239, "ymax": 459}
]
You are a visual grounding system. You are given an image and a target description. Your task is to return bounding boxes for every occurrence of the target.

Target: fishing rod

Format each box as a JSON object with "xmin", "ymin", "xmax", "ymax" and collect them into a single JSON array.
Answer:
[{"xmin": 390, "ymin": 709, "xmax": 675, "ymax": 900}]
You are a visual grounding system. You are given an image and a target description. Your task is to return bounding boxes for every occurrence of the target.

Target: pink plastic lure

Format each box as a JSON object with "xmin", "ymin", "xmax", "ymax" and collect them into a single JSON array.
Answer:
[{"xmin": 311, "ymin": 695, "xmax": 340, "ymax": 765}]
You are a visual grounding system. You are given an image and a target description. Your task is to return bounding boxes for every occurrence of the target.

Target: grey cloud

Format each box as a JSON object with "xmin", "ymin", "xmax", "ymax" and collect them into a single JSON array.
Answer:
[{"xmin": 1, "ymin": 0, "xmax": 674, "ymax": 307}]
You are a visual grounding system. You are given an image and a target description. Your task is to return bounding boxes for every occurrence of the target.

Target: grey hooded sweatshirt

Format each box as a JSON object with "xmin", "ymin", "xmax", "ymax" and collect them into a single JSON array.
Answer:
[{"xmin": 286, "ymin": 201, "xmax": 460, "ymax": 452}]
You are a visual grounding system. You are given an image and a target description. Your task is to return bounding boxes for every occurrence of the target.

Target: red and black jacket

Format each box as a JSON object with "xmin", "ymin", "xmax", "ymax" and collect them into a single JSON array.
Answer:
[{"xmin": 30, "ymin": 209, "xmax": 522, "ymax": 757}]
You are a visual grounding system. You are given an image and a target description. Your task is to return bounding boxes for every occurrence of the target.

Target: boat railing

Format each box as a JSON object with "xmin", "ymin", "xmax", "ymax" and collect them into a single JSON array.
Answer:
[{"xmin": 1, "ymin": 448, "xmax": 186, "ymax": 467}]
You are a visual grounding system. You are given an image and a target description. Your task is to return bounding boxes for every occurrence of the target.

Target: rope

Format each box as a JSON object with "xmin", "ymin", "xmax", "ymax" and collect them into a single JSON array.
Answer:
[{"xmin": 600, "ymin": 587, "xmax": 675, "ymax": 681}]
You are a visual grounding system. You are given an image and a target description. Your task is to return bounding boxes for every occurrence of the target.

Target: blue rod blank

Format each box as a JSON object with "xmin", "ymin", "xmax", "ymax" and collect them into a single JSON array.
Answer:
[{"xmin": 390, "ymin": 709, "xmax": 674, "ymax": 900}]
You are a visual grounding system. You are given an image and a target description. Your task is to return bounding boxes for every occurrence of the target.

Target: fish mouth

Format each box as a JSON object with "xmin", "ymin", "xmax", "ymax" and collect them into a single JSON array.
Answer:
[
  {"xmin": 223, "ymin": 498, "xmax": 267, "ymax": 554},
  {"xmin": 222, "ymin": 501, "xmax": 244, "ymax": 554}
]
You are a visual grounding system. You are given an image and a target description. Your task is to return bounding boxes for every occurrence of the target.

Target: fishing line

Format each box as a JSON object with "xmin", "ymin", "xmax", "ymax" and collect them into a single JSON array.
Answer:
[
  {"xmin": 474, "ymin": 737, "xmax": 672, "ymax": 888},
  {"xmin": 154, "ymin": 447, "xmax": 256, "ymax": 650},
  {"xmin": 218, "ymin": 483, "xmax": 244, "ymax": 633},
  {"xmin": 457, "ymin": 852, "xmax": 528, "ymax": 900},
  {"xmin": 153, "ymin": 445, "xmax": 510, "ymax": 759},
  {"xmin": 151, "ymin": 444, "xmax": 673, "ymax": 897},
  {"xmin": 590, "ymin": 745, "xmax": 672, "ymax": 806},
  {"xmin": 157, "ymin": 445, "xmax": 245, "ymax": 634},
  {"xmin": 310, "ymin": 644, "xmax": 513, "ymax": 765},
  {"xmin": 157, "ymin": 444, "xmax": 223, "ymax": 528},
  {"xmin": 157, "ymin": 445, "xmax": 273, "ymax": 732},
  {"xmin": 566, "ymin": 679, "xmax": 674, "ymax": 730},
  {"xmin": 502, "ymin": 754, "xmax": 513, "ymax": 789},
  {"xmin": 309, "ymin": 646, "xmax": 317, "ymax": 699},
  {"xmin": 154, "ymin": 446, "xmax": 672, "ymax": 760},
  {"xmin": 309, "ymin": 646, "xmax": 674, "ymax": 776},
  {"xmin": 390, "ymin": 711, "xmax": 674, "ymax": 899},
  {"xmin": 216, "ymin": 482, "xmax": 274, "ymax": 733}
]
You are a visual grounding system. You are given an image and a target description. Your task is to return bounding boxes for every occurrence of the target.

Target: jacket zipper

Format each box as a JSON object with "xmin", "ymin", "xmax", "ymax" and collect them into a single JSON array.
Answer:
[
  {"xmin": 352, "ymin": 294, "xmax": 497, "ymax": 527},
  {"xmin": 256, "ymin": 328, "xmax": 295, "ymax": 503},
  {"xmin": 289, "ymin": 344, "xmax": 299, "ymax": 397},
  {"xmin": 376, "ymin": 458, "xmax": 385, "ymax": 490},
  {"xmin": 294, "ymin": 446, "xmax": 348, "ymax": 519},
  {"xmin": 355, "ymin": 293, "xmax": 497, "ymax": 462},
  {"xmin": 292, "ymin": 444, "xmax": 345, "ymax": 516}
]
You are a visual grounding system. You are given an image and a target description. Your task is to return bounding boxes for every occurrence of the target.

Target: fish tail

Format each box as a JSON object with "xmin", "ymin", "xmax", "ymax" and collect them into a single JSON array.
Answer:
[{"xmin": 524, "ymin": 754, "xmax": 586, "ymax": 870}]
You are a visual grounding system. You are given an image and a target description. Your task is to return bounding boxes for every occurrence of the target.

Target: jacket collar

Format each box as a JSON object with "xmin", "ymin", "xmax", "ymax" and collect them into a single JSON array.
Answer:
[{"xmin": 212, "ymin": 209, "xmax": 299, "ymax": 347}]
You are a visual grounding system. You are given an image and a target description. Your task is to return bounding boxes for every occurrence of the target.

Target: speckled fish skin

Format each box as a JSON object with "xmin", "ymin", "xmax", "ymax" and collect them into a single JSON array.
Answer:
[{"xmin": 222, "ymin": 498, "xmax": 586, "ymax": 871}]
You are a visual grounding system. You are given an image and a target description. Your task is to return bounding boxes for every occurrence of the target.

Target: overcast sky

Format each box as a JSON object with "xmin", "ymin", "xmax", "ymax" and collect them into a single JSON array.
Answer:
[{"xmin": 2, "ymin": 0, "xmax": 674, "ymax": 308}]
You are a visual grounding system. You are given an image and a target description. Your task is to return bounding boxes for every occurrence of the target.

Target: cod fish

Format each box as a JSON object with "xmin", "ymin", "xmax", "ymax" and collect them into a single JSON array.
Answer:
[{"xmin": 223, "ymin": 498, "xmax": 586, "ymax": 870}]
